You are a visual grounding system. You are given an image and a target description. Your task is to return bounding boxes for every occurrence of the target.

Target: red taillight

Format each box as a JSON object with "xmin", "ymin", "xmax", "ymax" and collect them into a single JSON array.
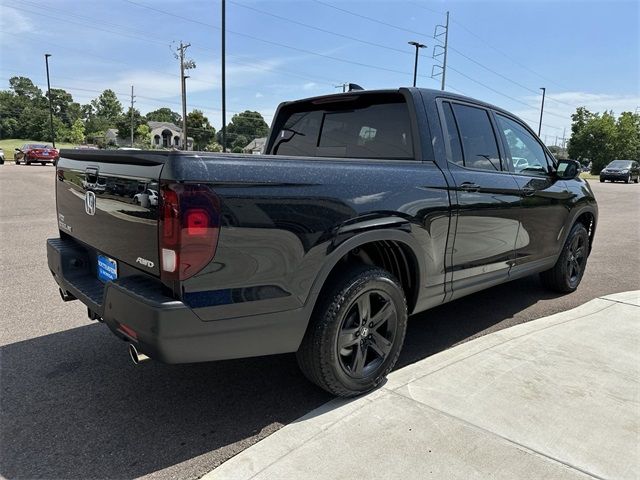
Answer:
[{"xmin": 159, "ymin": 183, "xmax": 220, "ymax": 281}]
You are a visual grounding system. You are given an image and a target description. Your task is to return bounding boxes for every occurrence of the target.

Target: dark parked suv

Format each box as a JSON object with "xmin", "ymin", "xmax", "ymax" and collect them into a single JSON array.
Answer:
[
  {"xmin": 599, "ymin": 160, "xmax": 640, "ymax": 183},
  {"xmin": 47, "ymin": 88, "xmax": 598, "ymax": 396}
]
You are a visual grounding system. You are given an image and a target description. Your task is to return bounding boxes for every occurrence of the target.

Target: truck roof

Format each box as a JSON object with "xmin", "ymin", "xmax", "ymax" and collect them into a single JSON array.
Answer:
[{"xmin": 279, "ymin": 87, "xmax": 514, "ymax": 118}]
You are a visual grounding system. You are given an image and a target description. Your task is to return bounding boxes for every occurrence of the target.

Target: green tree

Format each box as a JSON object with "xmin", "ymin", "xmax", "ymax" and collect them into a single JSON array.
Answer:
[
  {"xmin": 568, "ymin": 107, "xmax": 640, "ymax": 174},
  {"xmin": 91, "ymin": 89, "xmax": 123, "ymax": 122},
  {"xmin": 615, "ymin": 111, "xmax": 640, "ymax": 161},
  {"xmin": 186, "ymin": 109, "xmax": 216, "ymax": 150},
  {"xmin": 67, "ymin": 119, "xmax": 85, "ymax": 144},
  {"xmin": 217, "ymin": 111, "xmax": 269, "ymax": 150},
  {"xmin": 116, "ymin": 108, "xmax": 147, "ymax": 142},
  {"xmin": 136, "ymin": 124, "xmax": 151, "ymax": 148},
  {"xmin": 567, "ymin": 107, "xmax": 594, "ymax": 162},
  {"xmin": 9, "ymin": 76, "xmax": 43, "ymax": 101},
  {"xmin": 146, "ymin": 107, "xmax": 181, "ymax": 124}
]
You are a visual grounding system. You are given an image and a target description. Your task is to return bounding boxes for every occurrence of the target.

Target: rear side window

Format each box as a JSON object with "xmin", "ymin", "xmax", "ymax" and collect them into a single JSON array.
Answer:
[
  {"xmin": 272, "ymin": 99, "xmax": 414, "ymax": 160},
  {"xmin": 442, "ymin": 102, "xmax": 463, "ymax": 166},
  {"xmin": 450, "ymin": 103, "xmax": 501, "ymax": 171}
]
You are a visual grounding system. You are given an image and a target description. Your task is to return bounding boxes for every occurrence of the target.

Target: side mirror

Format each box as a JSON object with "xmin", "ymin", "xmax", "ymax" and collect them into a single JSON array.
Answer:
[{"xmin": 556, "ymin": 159, "xmax": 580, "ymax": 179}]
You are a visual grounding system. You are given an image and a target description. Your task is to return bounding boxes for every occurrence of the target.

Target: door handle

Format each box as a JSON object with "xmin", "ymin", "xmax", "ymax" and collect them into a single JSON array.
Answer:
[
  {"xmin": 522, "ymin": 187, "xmax": 536, "ymax": 196},
  {"xmin": 459, "ymin": 182, "xmax": 480, "ymax": 192}
]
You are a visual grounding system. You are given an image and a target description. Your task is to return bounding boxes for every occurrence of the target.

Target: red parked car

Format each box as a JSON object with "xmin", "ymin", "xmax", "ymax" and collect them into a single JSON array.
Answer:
[{"xmin": 14, "ymin": 144, "xmax": 59, "ymax": 165}]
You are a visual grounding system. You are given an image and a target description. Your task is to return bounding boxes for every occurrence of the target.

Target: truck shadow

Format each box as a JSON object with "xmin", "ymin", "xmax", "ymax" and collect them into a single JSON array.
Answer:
[{"xmin": 0, "ymin": 275, "xmax": 559, "ymax": 479}]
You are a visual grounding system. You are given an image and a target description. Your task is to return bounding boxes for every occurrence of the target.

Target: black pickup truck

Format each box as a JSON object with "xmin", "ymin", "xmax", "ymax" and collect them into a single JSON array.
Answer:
[{"xmin": 47, "ymin": 88, "xmax": 597, "ymax": 396}]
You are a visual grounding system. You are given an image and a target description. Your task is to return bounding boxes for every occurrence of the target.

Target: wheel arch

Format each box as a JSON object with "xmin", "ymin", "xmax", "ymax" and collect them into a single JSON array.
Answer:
[
  {"xmin": 570, "ymin": 207, "xmax": 597, "ymax": 255},
  {"xmin": 304, "ymin": 228, "xmax": 427, "ymax": 320}
]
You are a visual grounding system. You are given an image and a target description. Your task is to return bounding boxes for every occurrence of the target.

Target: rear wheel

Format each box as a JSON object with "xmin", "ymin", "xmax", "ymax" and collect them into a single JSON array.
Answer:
[
  {"xmin": 540, "ymin": 223, "xmax": 589, "ymax": 293},
  {"xmin": 297, "ymin": 265, "xmax": 407, "ymax": 397}
]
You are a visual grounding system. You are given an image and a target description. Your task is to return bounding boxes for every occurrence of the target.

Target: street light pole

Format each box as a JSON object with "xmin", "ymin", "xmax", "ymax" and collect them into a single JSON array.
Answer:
[
  {"xmin": 221, "ymin": 0, "xmax": 227, "ymax": 152},
  {"xmin": 44, "ymin": 54, "xmax": 56, "ymax": 148},
  {"xmin": 538, "ymin": 87, "xmax": 546, "ymax": 137},
  {"xmin": 408, "ymin": 41, "xmax": 426, "ymax": 87}
]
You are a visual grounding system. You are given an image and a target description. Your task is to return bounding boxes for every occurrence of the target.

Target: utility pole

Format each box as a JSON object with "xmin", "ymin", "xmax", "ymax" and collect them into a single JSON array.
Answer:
[
  {"xmin": 432, "ymin": 11, "xmax": 449, "ymax": 90},
  {"xmin": 130, "ymin": 85, "xmax": 135, "ymax": 148},
  {"xmin": 221, "ymin": 0, "xmax": 227, "ymax": 152},
  {"xmin": 408, "ymin": 41, "xmax": 426, "ymax": 87},
  {"xmin": 44, "ymin": 54, "xmax": 56, "ymax": 148},
  {"xmin": 538, "ymin": 87, "xmax": 546, "ymax": 136},
  {"xmin": 562, "ymin": 127, "xmax": 567, "ymax": 149},
  {"xmin": 334, "ymin": 83, "xmax": 349, "ymax": 92},
  {"xmin": 176, "ymin": 41, "xmax": 195, "ymax": 150}
]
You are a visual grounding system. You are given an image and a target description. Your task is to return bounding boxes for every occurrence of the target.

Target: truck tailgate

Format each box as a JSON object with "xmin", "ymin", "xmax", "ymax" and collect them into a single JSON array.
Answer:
[{"xmin": 55, "ymin": 151, "xmax": 167, "ymax": 277}]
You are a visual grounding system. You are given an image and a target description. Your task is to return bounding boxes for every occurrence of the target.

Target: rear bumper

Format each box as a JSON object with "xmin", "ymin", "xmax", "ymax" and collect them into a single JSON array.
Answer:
[{"xmin": 47, "ymin": 237, "xmax": 307, "ymax": 363}]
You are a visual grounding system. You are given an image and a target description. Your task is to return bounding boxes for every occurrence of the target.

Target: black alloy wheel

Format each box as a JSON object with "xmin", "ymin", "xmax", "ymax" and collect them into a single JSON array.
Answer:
[
  {"xmin": 540, "ymin": 223, "xmax": 590, "ymax": 293},
  {"xmin": 565, "ymin": 234, "xmax": 587, "ymax": 290},
  {"xmin": 336, "ymin": 289, "xmax": 398, "ymax": 379},
  {"xmin": 297, "ymin": 265, "xmax": 407, "ymax": 397}
]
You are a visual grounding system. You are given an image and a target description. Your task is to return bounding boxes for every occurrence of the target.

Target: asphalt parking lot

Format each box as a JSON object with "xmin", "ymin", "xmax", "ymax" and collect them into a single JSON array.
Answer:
[{"xmin": 1, "ymin": 163, "xmax": 638, "ymax": 480}]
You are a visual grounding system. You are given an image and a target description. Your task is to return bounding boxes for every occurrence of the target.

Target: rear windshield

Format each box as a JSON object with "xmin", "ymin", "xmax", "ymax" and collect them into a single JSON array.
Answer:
[
  {"xmin": 270, "ymin": 95, "xmax": 414, "ymax": 160},
  {"xmin": 607, "ymin": 160, "xmax": 632, "ymax": 168},
  {"xmin": 27, "ymin": 144, "xmax": 49, "ymax": 149}
]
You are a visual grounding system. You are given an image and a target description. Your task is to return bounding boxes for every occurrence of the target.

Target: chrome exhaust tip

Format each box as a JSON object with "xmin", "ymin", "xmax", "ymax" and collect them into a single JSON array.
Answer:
[
  {"xmin": 128, "ymin": 344, "xmax": 150, "ymax": 364},
  {"xmin": 59, "ymin": 288, "xmax": 76, "ymax": 302}
]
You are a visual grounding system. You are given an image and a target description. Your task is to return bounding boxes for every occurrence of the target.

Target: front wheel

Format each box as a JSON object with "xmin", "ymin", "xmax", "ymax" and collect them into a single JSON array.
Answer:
[
  {"xmin": 540, "ymin": 223, "xmax": 590, "ymax": 293},
  {"xmin": 297, "ymin": 265, "xmax": 407, "ymax": 397},
  {"xmin": 625, "ymin": 175, "xmax": 631, "ymax": 183}
]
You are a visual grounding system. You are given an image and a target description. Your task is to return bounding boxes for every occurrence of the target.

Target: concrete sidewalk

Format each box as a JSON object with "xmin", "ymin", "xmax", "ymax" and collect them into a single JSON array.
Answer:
[{"xmin": 204, "ymin": 291, "xmax": 640, "ymax": 480}]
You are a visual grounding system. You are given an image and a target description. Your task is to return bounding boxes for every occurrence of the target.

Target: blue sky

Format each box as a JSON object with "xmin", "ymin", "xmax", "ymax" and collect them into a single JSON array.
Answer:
[{"xmin": 1, "ymin": 0, "xmax": 638, "ymax": 142}]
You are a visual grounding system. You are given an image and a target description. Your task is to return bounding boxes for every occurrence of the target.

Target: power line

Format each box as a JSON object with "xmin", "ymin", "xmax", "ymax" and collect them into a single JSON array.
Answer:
[
  {"xmin": 229, "ymin": 0, "xmax": 414, "ymax": 57},
  {"xmin": 124, "ymin": 0, "xmax": 415, "ymax": 78},
  {"xmin": 311, "ymin": 0, "xmax": 430, "ymax": 38}
]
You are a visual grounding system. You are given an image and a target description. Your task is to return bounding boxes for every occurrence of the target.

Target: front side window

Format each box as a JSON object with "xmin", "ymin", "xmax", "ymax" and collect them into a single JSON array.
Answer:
[
  {"xmin": 495, "ymin": 114, "xmax": 549, "ymax": 175},
  {"xmin": 451, "ymin": 103, "xmax": 501, "ymax": 171}
]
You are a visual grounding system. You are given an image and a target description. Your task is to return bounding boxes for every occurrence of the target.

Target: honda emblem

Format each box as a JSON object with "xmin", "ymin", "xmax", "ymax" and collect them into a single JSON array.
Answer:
[{"xmin": 85, "ymin": 191, "xmax": 96, "ymax": 216}]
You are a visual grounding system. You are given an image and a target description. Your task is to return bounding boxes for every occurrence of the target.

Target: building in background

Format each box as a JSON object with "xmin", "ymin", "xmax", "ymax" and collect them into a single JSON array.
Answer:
[{"xmin": 243, "ymin": 137, "xmax": 267, "ymax": 154}]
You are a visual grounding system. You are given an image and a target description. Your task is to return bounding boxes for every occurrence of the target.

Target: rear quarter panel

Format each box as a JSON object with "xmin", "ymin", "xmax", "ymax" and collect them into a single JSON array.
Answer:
[{"xmin": 163, "ymin": 154, "xmax": 451, "ymax": 320}]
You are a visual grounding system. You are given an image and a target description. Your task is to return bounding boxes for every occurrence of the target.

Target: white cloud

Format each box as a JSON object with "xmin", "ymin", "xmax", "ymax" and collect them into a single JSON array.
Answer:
[
  {"xmin": 303, "ymin": 82, "xmax": 318, "ymax": 90},
  {"xmin": 255, "ymin": 92, "xmax": 264, "ymax": 98},
  {"xmin": 0, "ymin": 7, "xmax": 33, "ymax": 38}
]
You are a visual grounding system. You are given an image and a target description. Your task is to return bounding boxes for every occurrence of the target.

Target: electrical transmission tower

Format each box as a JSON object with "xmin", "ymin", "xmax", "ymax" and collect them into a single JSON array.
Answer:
[{"xmin": 431, "ymin": 11, "xmax": 449, "ymax": 91}]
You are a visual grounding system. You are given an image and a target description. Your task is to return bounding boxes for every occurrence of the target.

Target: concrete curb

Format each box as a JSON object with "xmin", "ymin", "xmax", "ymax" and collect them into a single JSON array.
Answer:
[{"xmin": 204, "ymin": 292, "xmax": 640, "ymax": 480}]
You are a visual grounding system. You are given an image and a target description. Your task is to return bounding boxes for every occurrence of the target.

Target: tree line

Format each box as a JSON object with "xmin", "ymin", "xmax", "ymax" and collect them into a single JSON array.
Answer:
[
  {"xmin": 568, "ymin": 107, "xmax": 640, "ymax": 174},
  {"xmin": 0, "ymin": 76, "xmax": 269, "ymax": 152}
]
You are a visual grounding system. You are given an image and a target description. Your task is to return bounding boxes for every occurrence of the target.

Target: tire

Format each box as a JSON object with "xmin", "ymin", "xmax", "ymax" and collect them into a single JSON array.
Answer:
[
  {"xmin": 15, "ymin": 159, "xmax": 20, "ymax": 165},
  {"xmin": 599, "ymin": 178, "xmax": 604, "ymax": 183},
  {"xmin": 625, "ymin": 175, "xmax": 631, "ymax": 183},
  {"xmin": 296, "ymin": 265, "xmax": 407, "ymax": 397},
  {"xmin": 540, "ymin": 223, "xmax": 590, "ymax": 293},
  {"xmin": 635, "ymin": 176, "xmax": 639, "ymax": 184}
]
